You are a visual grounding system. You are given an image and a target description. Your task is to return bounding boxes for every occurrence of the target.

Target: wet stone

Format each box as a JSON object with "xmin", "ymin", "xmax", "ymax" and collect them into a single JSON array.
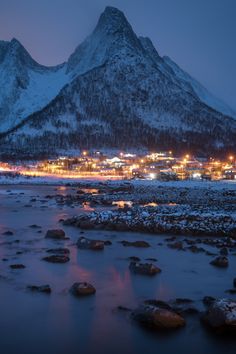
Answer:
[
  {"xmin": 202, "ymin": 299, "xmax": 236, "ymax": 334},
  {"xmin": 203, "ymin": 296, "xmax": 217, "ymax": 306},
  {"xmin": 29, "ymin": 224, "xmax": 41, "ymax": 229},
  {"xmin": 120, "ymin": 240, "xmax": 150, "ymax": 248},
  {"xmin": 129, "ymin": 261, "xmax": 161, "ymax": 276},
  {"xmin": 168, "ymin": 241, "xmax": 184, "ymax": 250},
  {"xmin": 27, "ymin": 285, "xmax": 51, "ymax": 293},
  {"xmin": 45, "ymin": 229, "xmax": 67, "ymax": 240},
  {"xmin": 128, "ymin": 256, "xmax": 141, "ymax": 262},
  {"xmin": 42, "ymin": 255, "xmax": 70, "ymax": 263},
  {"xmin": 146, "ymin": 258, "xmax": 158, "ymax": 262},
  {"xmin": 117, "ymin": 305, "xmax": 132, "ymax": 312},
  {"xmin": 46, "ymin": 248, "xmax": 70, "ymax": 255},
  {"xmin": 77, "ymin": 236, "xmax": 104, "ymax": 251},
  {"xmin": 132, "ymin": 303, "xmax": 185, "ymax": 330},
  {"xmin": 219, "ymin": 247, "xmax": 228, "ymax": 256},
  {"xmin": 9, "ymin": 264, "xmax": 26, "ymax": 269},
  {"xmin": 225, "ymin": 289, "xmax": 236, "ymax": 294},
  {"xmin": 210, "ymin": 256, "xmax": 229, "ymax": 268},
  {"xmin": 2, "ymin": 231, "xmax": 14, "ymax": 236},
  {"xmin": 70, "ymin": 282, "xmax": 96, "ymax": 297}
]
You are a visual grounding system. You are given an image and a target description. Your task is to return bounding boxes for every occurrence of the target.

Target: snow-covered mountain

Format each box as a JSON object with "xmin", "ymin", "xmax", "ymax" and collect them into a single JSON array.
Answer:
[
  {"xmin": 1, "ymin": 6, "xmax": 236, "ymax": 157},
  {"xmin": 0, "ymin": 39, "xmax": 70, "ymax": 133}
]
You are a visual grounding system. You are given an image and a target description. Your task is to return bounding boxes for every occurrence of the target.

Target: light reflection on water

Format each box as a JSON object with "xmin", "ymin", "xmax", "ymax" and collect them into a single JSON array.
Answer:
[
  {"xmin": 82, "ymin": 202, "xmax": 95, "ymax": 211},
  {"xmin": 112, "ymin": 200, "xmax": 133, "ymax": 208},
  {"xmin": 143, "ymin": 202, "xmax": 158, "ymax": 207},
  {"xmin": 81, "ymin": 188, "xmax": 99, "ymax": 194}
]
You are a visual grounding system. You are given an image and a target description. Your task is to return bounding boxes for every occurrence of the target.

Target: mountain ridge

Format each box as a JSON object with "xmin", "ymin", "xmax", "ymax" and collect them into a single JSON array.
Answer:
[{"xmin": 0, "ymin": 6, "xmax": 235, "ymax": 157}]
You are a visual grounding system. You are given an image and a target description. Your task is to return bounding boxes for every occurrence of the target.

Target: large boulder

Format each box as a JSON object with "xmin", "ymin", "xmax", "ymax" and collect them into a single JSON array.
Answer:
[
  {"xmin": 77, "ymin": 236, "xmax": 104, "ymax": 250},
  {"xmin": 45, "ymin": 229, "xmax": 66, "ymax": 240},
  {"xmin": 70, "ymin": 282, "xmax": 96, "ymax": 296},
  {"xmin": 202, "ymin": 299, "xmax": 236, "ymax": 333},
  {"xmin": 210, "ymin": 256, "xmax": 229, "ymax": 268},
  {"xmin": 132, "ymin": 303, "xmax": 185, "ymax": 330},
  {"xmin": 129, "ymin": 261, "xmax": 161, "ymax": 276}
]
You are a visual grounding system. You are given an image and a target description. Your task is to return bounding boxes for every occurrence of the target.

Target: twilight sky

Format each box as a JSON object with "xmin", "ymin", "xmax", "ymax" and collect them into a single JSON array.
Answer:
[{"xmin": 0, "ymin": 0, "xmax": 235, "ymax": 110}]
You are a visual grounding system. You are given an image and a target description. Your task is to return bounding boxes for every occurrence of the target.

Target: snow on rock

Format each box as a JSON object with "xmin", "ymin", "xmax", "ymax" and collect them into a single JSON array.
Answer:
[{"xmin": 203, "ymin": 299, "xmax": 236, "ymax": 333}]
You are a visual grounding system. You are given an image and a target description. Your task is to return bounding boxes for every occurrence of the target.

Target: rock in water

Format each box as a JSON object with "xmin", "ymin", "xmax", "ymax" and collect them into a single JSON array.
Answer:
[
  {"xmin": 128, "ymin": 256, "xmax": 141, "ymax": 262},
  {"xmin": 45, "ymin": 229, "xmax": 66, "ymax": 240},
  {"xmin": 132, "ymin": 303, "xmax": 185, "ymax": 330},
  {"xmin": 219, "ymin": 247, "xmax": 228, "ymax": 256},
  {"xmin": 70, "ymin": 282, "xmax": 96, "ymax": 296},
  {"xmin": 9, "ymin": 264, "xmax": 25, "ymax": 269},
  {"xmin": 42, "ymin": 255, "xmax": 70, "ymax": 263},
  {"xmin": 129, "ymin": 261, "xmax": 161, "ymax": 276},
  {"xmin": 29, "ymin": 224, "xmax": 41, "ymax": 229},
  {"xmin": 2, "ymin": 231, "xmax": 14, "ymax": 236},
  {"xmin": 210, "ymin": 256, "xmax": 229, "ymax": 268},
  {"xmin": 202, "ymin": 296, "xmax": 216, "ymax": 306},
  {"xmin": 27, "ymin": 285, "xmax": 51, "ymax": 293},
  {"xmin": 168, "ymin": 241, "xmax": 184, "ymax": 250},
  {"xmin": 46, "ymin": 248, "xmax": 70, "ymax": 255},
  {"xmin": 120, "ymin": 240, "xmax": 150, "ymax": 248},
  {"xmin": 76, "ymin": 236, "xmax": 104, "ymax": 250},
  {"xmin": 202, "ymin": 299, "xmax": 236, "ymax": 333}
]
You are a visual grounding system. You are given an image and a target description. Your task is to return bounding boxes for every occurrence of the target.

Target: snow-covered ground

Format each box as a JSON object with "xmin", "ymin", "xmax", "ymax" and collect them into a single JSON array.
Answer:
[{"xmin": 1, "ymin": 173, "xmax": 236, "ymax": 191}]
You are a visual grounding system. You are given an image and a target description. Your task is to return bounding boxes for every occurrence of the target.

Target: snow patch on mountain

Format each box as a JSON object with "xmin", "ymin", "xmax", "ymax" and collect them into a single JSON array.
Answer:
[
  {"xmin": 4, "ymin": 66, "xmax": 68, "ymax": 131},
  {"xmin": 163, "ymin": 56, "xmax": 236, "ymax": 119},
  {"xmin": 0, "ymin": 39, "xmax": 68, "ymax": 133}
]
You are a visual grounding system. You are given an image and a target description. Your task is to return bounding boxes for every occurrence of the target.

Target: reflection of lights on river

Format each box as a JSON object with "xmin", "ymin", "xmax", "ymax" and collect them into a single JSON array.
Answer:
[{"xmin": 112, "ymin": 201, "xmax": 133, "ymax": 208}]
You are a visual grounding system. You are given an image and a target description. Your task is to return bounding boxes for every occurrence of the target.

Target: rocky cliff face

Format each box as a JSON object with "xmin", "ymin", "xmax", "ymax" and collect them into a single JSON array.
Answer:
[{"xmin": 1, "ymin": 6, "xmax": 236, "ymax": 157}]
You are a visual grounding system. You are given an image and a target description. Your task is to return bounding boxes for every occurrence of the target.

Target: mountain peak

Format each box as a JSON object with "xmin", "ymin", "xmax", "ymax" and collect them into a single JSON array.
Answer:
[
  {"xmin": 103, "ymin": 6, "xmax": 124, "ymax": 15},
  {"xmin": 100, "ymin": 6, "xmax": 127, "ymax": 22},
  {"xmin": 7, "ymin": 38, "xmax": 28, "ymax": 58},
  {"xmin": 95, "ymin": 6, "xmax": 133, "ymax": 36},
  {"xmin": 10, "ymin": 37, "xmax": 22, "ymax": 47},
  {"xmin": 3, "ymin": 37, "xmax": 42, "ymax": 70},
  {"xmin": 67, "ymin": 6, "xmax": 142, "ymax": 75},
  {"xmin": 8, "ymin": 38, "xmax": 28, "ymax": 56}
]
